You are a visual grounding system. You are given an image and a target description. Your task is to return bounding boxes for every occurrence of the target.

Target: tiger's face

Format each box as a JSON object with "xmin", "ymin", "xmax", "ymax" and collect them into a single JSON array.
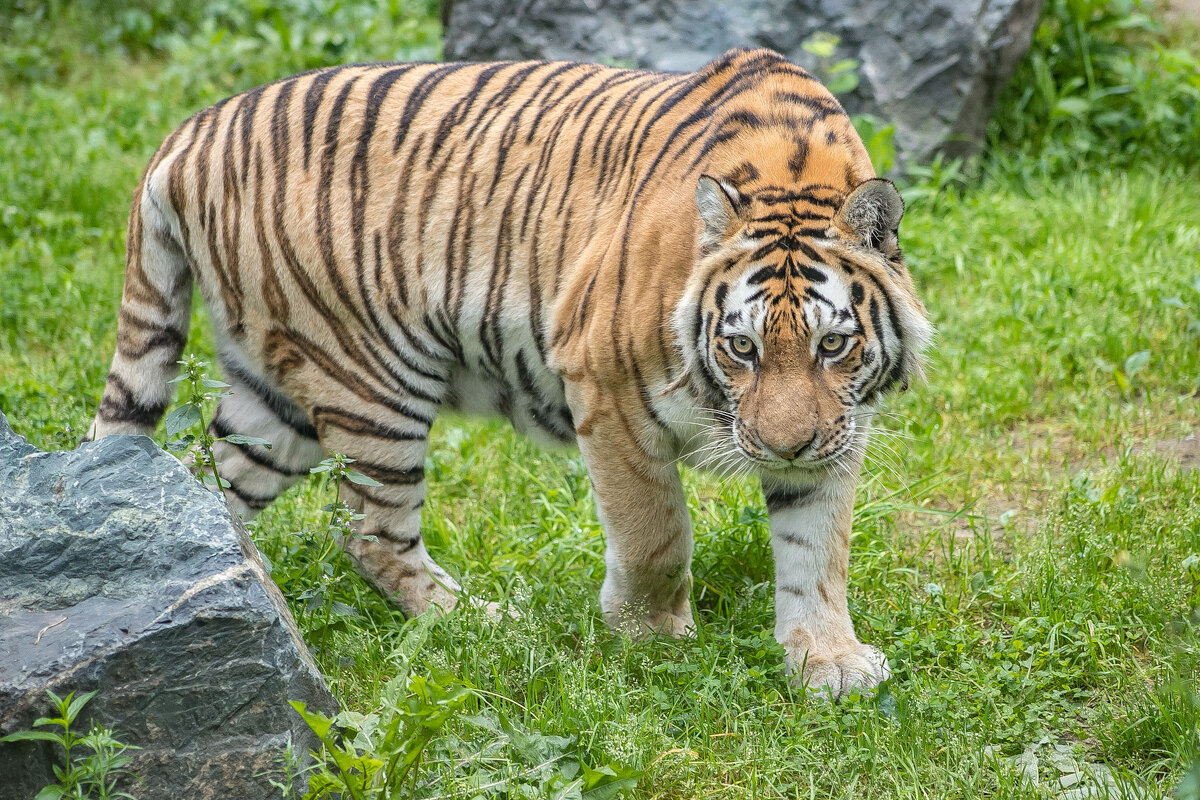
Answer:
[{"xmin": 675, "ymin": 176, "xmax": 932, "ymax": 476}]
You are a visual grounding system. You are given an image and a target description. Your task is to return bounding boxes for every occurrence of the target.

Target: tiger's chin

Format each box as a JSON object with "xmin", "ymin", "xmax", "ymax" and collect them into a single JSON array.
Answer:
[{"xmin": 728, "ymin": 446, "xmax": 855, "ymax": 482}]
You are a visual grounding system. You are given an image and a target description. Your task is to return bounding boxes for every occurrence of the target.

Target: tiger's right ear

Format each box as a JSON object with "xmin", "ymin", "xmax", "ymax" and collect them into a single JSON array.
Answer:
[
  {"xmin": 696, "ymin": 175, "xmax": 748, "ymax": 253},
  {"xmin": 833, "ymin": 178, "xmax": 904, "ymax": 252}
]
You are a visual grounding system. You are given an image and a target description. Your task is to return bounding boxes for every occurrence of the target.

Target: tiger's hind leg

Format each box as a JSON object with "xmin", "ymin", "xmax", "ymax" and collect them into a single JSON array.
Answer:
[
  {"xmin": 322, "ymin": 406, "xmax": 461, "ymax": 617},
  {"xmin": 339, "ymin": 466, "xmax": 460, "ymax": 617},
  {"xmin": 208, "ymin": 359, "xmax": 326, "ymax": 518},
  {"xmin": 265, "ymin": 352, "xmax": 460, "ymax": 617},
  {"xmin": 210, "ymin": 358, "xmax": 460, "ymax": 617}
]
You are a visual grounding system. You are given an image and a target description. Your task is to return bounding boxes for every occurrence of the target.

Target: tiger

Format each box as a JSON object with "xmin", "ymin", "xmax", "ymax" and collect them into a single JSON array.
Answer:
[{"xmin": 86, "ymin": 48, "xmax": 932, "ymax": 699}]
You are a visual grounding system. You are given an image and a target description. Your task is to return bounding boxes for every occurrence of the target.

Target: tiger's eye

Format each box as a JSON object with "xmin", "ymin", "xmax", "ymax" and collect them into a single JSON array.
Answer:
[
  {"xmin": 819, "ymin": 333, "xmax": 847, "ymax": 355},
  {"xmin": 730, "ymin": 335, "xmax": 756, "ymax": 357}
]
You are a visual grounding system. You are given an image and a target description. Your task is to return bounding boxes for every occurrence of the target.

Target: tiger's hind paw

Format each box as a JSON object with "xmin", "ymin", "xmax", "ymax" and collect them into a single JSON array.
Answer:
[
  {"xmin": 604, "ymin": 605, "xmax": 695, "ymax": 640},
  {"xmin": 465, "ymin": 596, "xmax": 522, "ymax": 622}
]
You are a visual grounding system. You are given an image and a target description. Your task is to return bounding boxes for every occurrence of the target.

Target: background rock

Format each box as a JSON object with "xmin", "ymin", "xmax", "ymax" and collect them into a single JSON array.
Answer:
[
  {"xmin": 0, "ymin": 411, "xmax": 335, "ymax": 799},
  {"xmin": 442, "ymin": 0, "xmax": 1044, "ymax": 167}
]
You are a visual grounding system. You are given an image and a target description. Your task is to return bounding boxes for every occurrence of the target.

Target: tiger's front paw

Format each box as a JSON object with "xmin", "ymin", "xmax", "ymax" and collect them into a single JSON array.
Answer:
[{"xmin": 786, "ymin": 642, "xmax": 890, "ymax": 701}]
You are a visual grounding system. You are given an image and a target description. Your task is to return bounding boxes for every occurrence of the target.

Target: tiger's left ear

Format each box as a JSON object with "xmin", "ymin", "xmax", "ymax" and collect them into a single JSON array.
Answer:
[{"xmin": 834, "ymin": 178, "xmax": 904, "ymax": 252}]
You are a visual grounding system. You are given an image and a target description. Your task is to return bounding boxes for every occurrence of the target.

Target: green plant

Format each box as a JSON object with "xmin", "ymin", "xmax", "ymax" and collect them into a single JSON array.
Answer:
[
  {"xmin": 989, "ymin": 0, "xmax": 1200, "ymax": 172},
  {"xmin": 261, "ymin": 739, "xmax": 308, "ymax": 800},
  {"xmin": 901, "ymin": 153, "xmax": 967, "ymax": 212},
  {"xmin": 292, "ymin": 619, "xmax": 474, "ymax": 799},
  {"xmin": 294, "ymin": 669, "xmax": 472, "ymax": 799},
  {"xmin": 1161, "ymin": 275, "xmax": 1200, "ymax": 348},
  {"xmin": 852, "ymin": 114, "xmax": 897, "ymax": 176},
  {"xmin": 0, "ymin": 690, "xmax": 141, "ymax": 800},
  {"xmin": 801, "ymin": 32, "xmax": 860, "ymax": 96},
  {"xmin": 291, "ymin": 454, "xmax": 383, "ymax": 651},
  {"xmin": 163, "ymin": 353, "xmax": 271, "ymax": 489},
  {"xmin": 1, "ymin": 0, "xmax": 442, "ymax": 90},
  {"xmin": 429, "ymin": 712, "xmax": 642, "ymax": 799}
]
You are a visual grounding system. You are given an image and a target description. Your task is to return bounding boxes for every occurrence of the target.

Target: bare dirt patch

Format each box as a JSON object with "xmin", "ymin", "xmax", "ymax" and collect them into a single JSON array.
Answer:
[
  {"xmin": 889, "ymin": 416, "xmax": 1198, "ymax": 563},
  {"xmin": 1143, "ymin": 432, "xmax": 1199, "ymax": 470},
  {"xmin": 1164, "ymin": 0, "xmax": 1200, "ymax": 24}
]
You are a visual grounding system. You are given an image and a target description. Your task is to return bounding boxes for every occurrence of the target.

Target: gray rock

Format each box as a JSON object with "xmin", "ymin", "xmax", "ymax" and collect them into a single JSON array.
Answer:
[
  {"xmin": 442, "ymin": 0, "xmax": 1044, "ymax": 167},
  {"xmin": 1010, "ymin": 745, "xmax": 1039, "ymax": 787},
  {"xmin": 1059, "ymin": 771, "xmax": 1086, "ymax": 789},
  {"xmin": 0, "ymin": 411, "xmax": 335, "ymax": 799}
]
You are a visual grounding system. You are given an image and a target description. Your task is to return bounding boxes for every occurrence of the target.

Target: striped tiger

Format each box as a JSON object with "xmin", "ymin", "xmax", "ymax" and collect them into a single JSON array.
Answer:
[{"xmin": 87, "ymin": 48, "xmax": 932, "ymax": 699}]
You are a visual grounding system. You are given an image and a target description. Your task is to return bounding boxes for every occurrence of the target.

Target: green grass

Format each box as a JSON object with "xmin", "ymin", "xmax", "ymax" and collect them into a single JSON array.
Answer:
[{"xmin": 1, "ymin": 4, "xmax": 1198, "ymax": 798}]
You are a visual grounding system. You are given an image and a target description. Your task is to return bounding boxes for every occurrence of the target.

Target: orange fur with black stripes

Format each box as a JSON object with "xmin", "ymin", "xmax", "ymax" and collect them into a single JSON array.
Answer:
[{"xmin": 88, "ymin": 49, "xmax": 931, "ymax": 699}]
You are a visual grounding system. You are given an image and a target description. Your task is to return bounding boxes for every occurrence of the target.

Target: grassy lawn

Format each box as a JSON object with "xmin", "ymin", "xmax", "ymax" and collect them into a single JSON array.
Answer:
[{"xmin": 2, "ymin": 2, "xmax": 1198, "ymax": 798}]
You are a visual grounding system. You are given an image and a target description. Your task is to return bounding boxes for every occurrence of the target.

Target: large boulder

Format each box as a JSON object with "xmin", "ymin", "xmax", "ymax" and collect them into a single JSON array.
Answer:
[
  {"xmin": 442, "ymin": 0, "xmax": 1044, "ymax": 166},
  {"xmin": 0, "ymin": 411, "xmax": 335, "ymax": 799}
]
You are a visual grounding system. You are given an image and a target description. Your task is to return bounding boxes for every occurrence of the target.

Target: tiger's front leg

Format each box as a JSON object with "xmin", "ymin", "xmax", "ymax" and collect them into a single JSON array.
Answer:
[
  {"xmin": 567, "ymin": 381, "xmax": 695, "ymax": 637},
  {"xmin": 764, "ymin": 474, "xmax": 890, "ymax": 700}
]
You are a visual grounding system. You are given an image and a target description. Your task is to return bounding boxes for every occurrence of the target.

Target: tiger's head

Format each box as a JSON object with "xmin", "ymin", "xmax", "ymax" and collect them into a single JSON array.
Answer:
[{"xmin": 673, "ymin": 175, "xmax": 933, "ymax": 477}]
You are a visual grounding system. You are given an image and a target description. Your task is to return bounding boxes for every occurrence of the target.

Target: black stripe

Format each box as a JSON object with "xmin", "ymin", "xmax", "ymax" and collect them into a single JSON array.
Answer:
[
  {"xmin": 747, "ymin": 266, "xmax": 778, "ymax": 284},
  {"xmin": 274, "ymin": 329, "xmax": 437, "ymax": 427},
  {"xmin": 350, "ymin": 66, "xmax": 418, "ymax": 311},
  {"xmin": 513, "ymin": 349, "xmax": 574, "ymax": 441},
  {"xmin": 221, "ymin": 359, "xmax": 319, "ymax": 440},
  {"xmin": 352, "ymin": 485, "xmax": 415, "ymax": 509},
  {"xmin": 352, "ymin": 459, "xmax": 425, "ymax": 486},
  {"xmin": 799, "ymin": 265, "xmax": 827, "ymax": 283},
  {"xmin": 237, "ymin": 85, "xmax": 265, "ymax": 180},
  {"xmin": 97, "ymin": 373, "xmax": 165, "ymax": 426},
  {"xmin": 773, "ymin": 90, "xmax": 845, "ymax": 119},
  {"xmin": 311, "ymin": 405, "xmax": 427, "ymax": 441},
  {"xmin": 359, "ymin": 336, "xmax": 443, "ymax": 404},
  {"xmin": 776, "ymin": 531, "xmax": 814, "ymax": 548},
  {"xmin": 425, "ymin": 62, "xmax": 509, "ymax": 168},
  {"xmin": 394, "ymin": 315, "xmax": 455, "ymax": 363},
  {"xmin": 764, "ymin": 483, "xmax": 819, "ymax": 512},
  {"xmin": 525, "ymin": 63, "xmax": 600, "ymax": 143},
  {"xmin": 226, "ymin": 480, "xmax": 274, "ymax": 510},
  {"xmin": 301, "ymin": 68, "xmax": 341, "ymax": 170},
  {"xmin": 393, "ymin": 64, "xmax": 466, "ymax": 154},
  {"xmin": 364, "ymin": 532, "xmax": 421, "ymax": 554},
  {"xmin": 628, "ymin": 358, "xmax": 673, "ymax": 435},
  {"xmin": 316, "ymin": 74, "xmax": 373, "ymax": 334},
  {"xmin": 115, "ymin": 308, "xmax": 187, "ymax": 359},
  {"xmin": 805, "ymin": 287, "xmax": 834, "ymax": 308}
]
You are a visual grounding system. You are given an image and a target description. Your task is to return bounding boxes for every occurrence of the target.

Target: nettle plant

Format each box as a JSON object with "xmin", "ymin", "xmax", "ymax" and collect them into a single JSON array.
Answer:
[
  {"xmin": 163, "ymin": 353, "xmax": 271, "ymax": 488},
  {"xmin": 296, "ymin": 452, "xmax": 384, "ymax": 651},
  {"xmin": 0, "ymin": 689, "xmax": 141, "ymax": 800}
]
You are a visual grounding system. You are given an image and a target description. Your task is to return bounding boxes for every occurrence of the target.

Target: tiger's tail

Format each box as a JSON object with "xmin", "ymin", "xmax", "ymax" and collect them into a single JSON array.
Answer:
[{"xmin": 86, "ymin": 159, "xmax": 192, "ymax": 442}]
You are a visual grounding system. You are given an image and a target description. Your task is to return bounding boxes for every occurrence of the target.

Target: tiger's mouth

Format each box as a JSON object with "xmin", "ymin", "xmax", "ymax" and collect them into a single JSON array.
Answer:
[{"xmin": 728, "ymin": 419, "xmax": 856, "ymax": 475}]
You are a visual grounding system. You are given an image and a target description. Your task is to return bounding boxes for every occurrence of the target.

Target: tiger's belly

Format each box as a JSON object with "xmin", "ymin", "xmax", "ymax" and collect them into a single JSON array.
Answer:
[{"xmin": 440, "ymin": 332, "xmax": 575, "ymax": 446}]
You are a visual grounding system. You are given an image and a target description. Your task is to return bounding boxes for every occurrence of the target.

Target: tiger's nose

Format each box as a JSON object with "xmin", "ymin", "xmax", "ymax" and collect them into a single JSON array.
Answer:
[{"xmin": 765, "ymin": 433, "xmax": 817, "ymax": 461}]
